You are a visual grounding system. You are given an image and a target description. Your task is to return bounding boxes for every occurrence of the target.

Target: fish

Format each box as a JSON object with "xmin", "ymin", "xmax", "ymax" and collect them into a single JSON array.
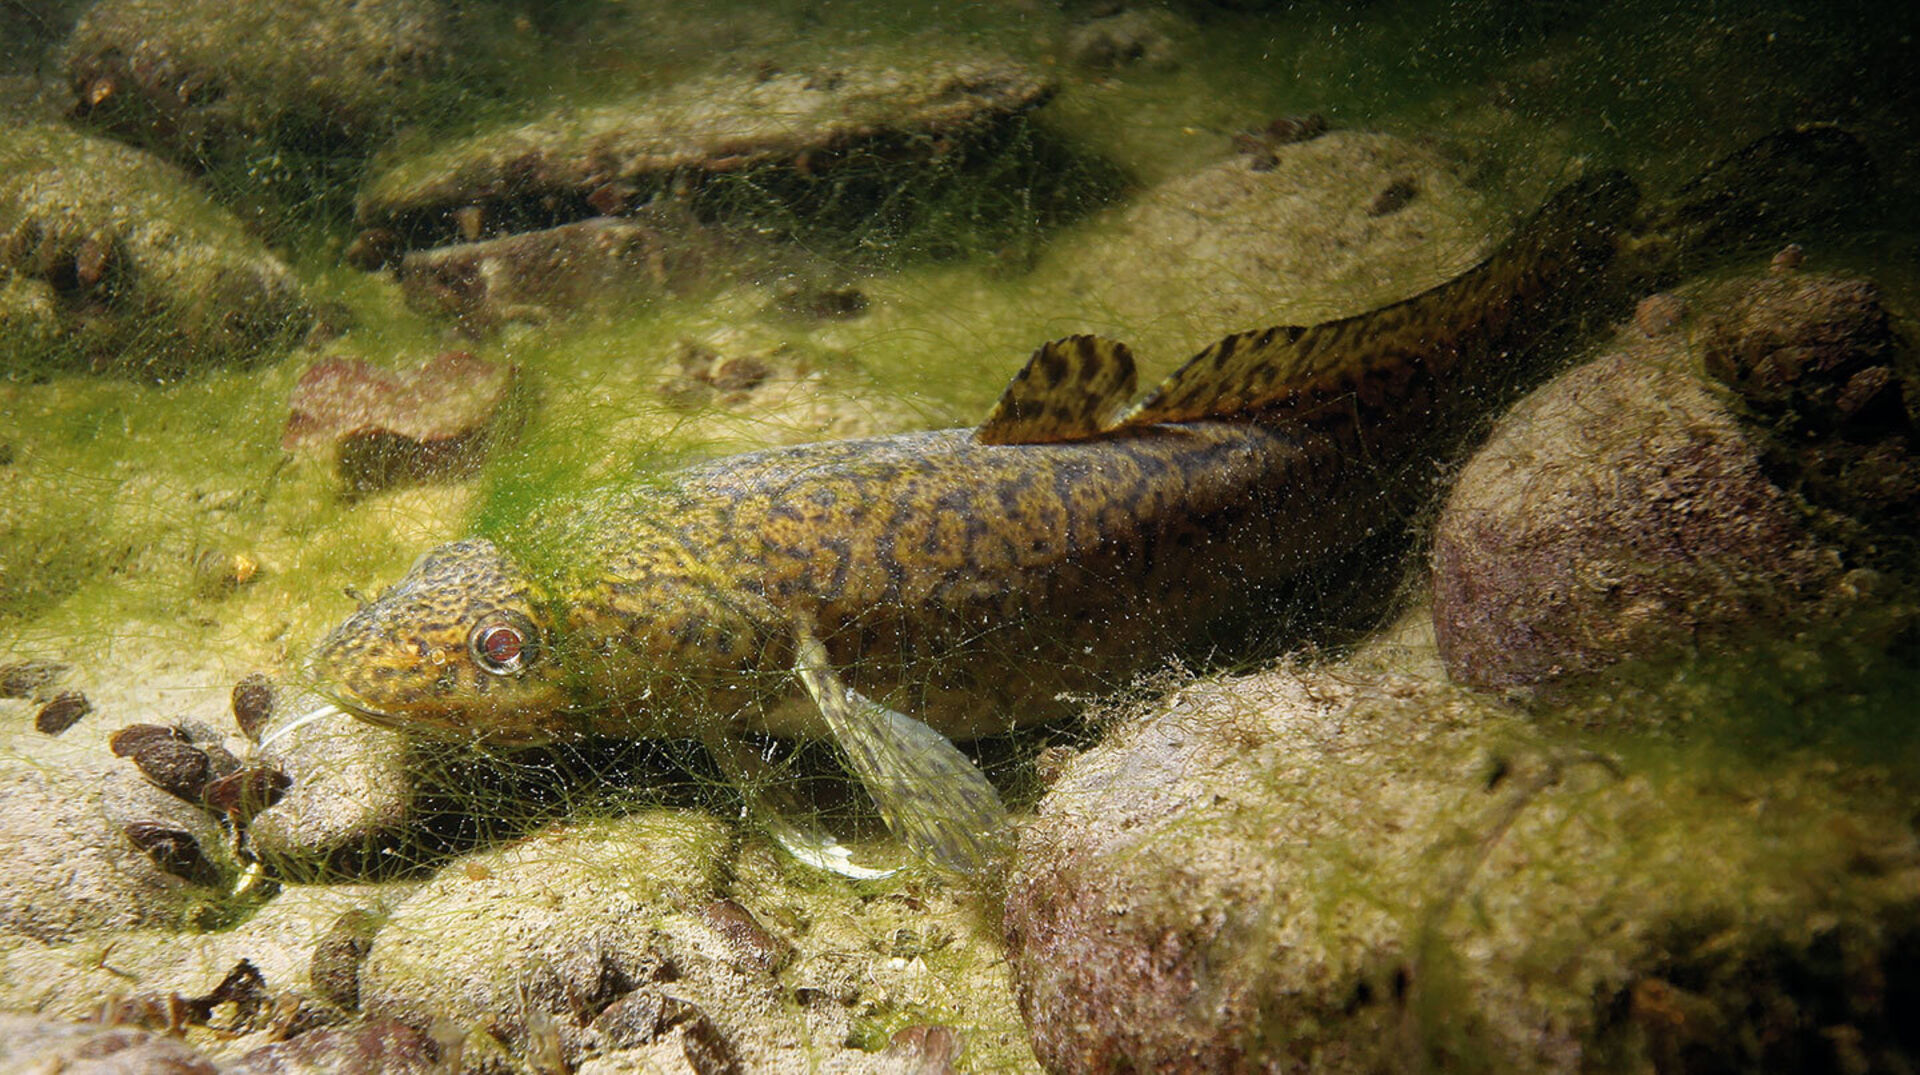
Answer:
[{"xmin": 304, "ymin": 169, "xmax": 1641, "ymax": 877}]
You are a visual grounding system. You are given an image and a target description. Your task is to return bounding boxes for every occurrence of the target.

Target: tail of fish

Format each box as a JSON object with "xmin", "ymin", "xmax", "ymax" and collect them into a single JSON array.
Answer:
[{"xmin": 976, "ymin": 171, "xmax": 1640, "ymax": 447}]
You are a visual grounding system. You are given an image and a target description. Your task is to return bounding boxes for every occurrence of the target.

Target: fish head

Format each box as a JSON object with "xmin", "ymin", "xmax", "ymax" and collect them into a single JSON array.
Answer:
[{"xmin": 308, "ymin": 538, "xmax": 575, "ymax": 745}]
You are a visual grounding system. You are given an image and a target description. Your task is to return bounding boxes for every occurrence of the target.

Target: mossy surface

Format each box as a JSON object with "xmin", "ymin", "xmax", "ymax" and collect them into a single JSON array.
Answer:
[{"xmin": 2, "ymin": 1, "xmax": 1918, "ymax": 1071}]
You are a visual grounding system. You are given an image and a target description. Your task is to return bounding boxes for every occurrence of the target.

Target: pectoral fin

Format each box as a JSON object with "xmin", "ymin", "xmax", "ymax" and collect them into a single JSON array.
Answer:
[
  {"xmin": 702, "ymin": 729, "xmax": 897, "ymax": 880},
  {"xmin": 793, "ymin": 628, "xmax": 1010, "ymax": 875}
]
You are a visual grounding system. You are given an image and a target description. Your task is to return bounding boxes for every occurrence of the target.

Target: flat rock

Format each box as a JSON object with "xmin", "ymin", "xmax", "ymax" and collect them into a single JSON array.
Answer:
[
  {"xmin": 397, "ymin": 213, "xmax": 721, "ymax": 329},
  {"xmin": 64, "ymin": 0, "xmax": 452, "ymax": 160},
  {"xmin": 1003, "ymin": 645, "xmax": 1920, "ymax": 1073},
  {"xmin": 1037, "ymin": 130, "xmax": 1501, "ymax": 358},
  {"xmin": 282, "ymin": 351, "xmax": 516, "ymax": 493},
  {"xmin": 355, "ymin": 52, "xmax": 1054, "ymax": 245},
  {"xmin": 0, "ymin": 123, "xmax": 310, "ymax": 377}
]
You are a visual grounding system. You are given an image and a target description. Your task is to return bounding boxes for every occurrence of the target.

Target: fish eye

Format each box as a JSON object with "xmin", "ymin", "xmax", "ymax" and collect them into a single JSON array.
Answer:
[{"xmin": 468, "ymin": 611, "xmax": 538, "ymax": 675}]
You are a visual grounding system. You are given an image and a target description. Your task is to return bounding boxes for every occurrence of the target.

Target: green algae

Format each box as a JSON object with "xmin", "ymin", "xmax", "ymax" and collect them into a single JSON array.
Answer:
[{"xmin": 2, "ymin": 2, "xmax": 1918, "ymax": 1070}]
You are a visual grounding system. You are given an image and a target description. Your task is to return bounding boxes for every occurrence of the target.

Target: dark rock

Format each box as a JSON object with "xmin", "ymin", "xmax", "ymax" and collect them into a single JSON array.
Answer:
[
  {"xmin": 282, "ymin": 351, "xmax": 516, "ymax": 494},
  {"xmin": 698, "ymin": 898, "xmax": 793, "ymax": 975},
  {"xmin": 1365, "ymin": 175, "xmax": 1419, "ymax": 216},
  {"xmin": 124, "ymin": 819, "xmax": 222, "ymax": 886},
  {"xmin": 309, "ymin": 908, "xmax": 382, "ymax": 1010},
  {"xmin": 34, "ymin": 689, "xmax": 91, "ymax": 734},
  {"xmin": 0, "ymin": 124, "xmax": 310, "ymax": 377},
  {"xmin": 355, "ymin": 54, "xmax": 1055, "ymax": 247},
  {"xmin": 232, "ymin": 673, "xmax": 277, "ymax": 742},
  {"xmin": 228, "ymin": 1018, "xmax": 442, "ymax": 1075},
  {"xmin": 63, "ymin": 0, "xmax": 451, "ymax": 162},
  {"xmin": 0, "ymin": 658, "xmax": 67, "ymax": 698},
  {"xmin": 1004, "ymin": 658, "xmax": 1920, "ymax": 1073},
  {"xmin": 397, "ymin": 214, "xmax": 718, "ymax": 329},
  {"xmin": 203, "ymin": 764, "xmax": 291, "ymax": 820}
]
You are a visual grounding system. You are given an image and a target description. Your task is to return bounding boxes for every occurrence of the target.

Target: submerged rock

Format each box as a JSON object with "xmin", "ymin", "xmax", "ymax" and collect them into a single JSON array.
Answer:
[
  {"xmin": 355, "ymin": 53, "xmax": 1055, "ymax": 249},
  {"xmin": 0, "ymin": 1013, "xmax": 221, "ymax": 1073},
  {"xmin": 1432, "ymin": 268, "xmax": 1913, "ymax": 692},
  {"xmin": 0, "ymin": 735, "xmax": 230, "ymax": 940},
  {"xmin": 64, "ymin": 0, "xmax": 452, "ymax": 161},
  {"xmin": 282, "ymin": 351, "xmax": 517, "ymax": 494},
  {"xmin": 244, "ymin": 701, "xmax": 417, "ymax": 869},
  {"xmin": 0, "ymin": 123, "xmax": 309, "ymax": 377},
  {"xmin": 397, "ymin": 213, "xmax": 722, "ymax": 329},
  {"xmin": 1042, "ymin": 130, "xmax": 1500, "ymax": 353},
  {"xmin": 1003, "ymin": 643, "xmax": 1920, "ymax": 1073}
]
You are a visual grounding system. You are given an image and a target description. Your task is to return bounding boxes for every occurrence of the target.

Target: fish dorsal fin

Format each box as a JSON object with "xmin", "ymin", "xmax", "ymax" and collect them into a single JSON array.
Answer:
[
  {"xmin": 1115, "ymin": 169, "xmax": 1639, "ymax": 430},
  {"xmin": 975, "ymin": 334, "xmax": 1139, "ymax": 445},
  {"xmin": 1116, "ymin": 323, "xmax": 1315, "ymax": 428}
]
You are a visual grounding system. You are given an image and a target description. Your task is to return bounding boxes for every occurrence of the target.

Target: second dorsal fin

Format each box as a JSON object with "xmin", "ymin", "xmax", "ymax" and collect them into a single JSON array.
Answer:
[{"xmin": 975, "ymin": 334, "xmax": 1139, "ymax": 445}]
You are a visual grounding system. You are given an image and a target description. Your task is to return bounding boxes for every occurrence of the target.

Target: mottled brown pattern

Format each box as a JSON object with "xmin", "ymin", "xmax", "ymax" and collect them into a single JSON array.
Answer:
[
  {"xmin": 309, "ymin": 171, "xmax": 1637, "ymax": 767},
  {"xmin": 977, "ymin": 334, "xmax": 1139, "ymax": 445}
]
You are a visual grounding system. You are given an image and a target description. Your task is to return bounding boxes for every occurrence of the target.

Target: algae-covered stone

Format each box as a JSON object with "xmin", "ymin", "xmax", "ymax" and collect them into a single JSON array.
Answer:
[
  {"xmin": 0, "ymin": 1013, "xmax": 221, "ymax": 1073},
  {"xmin": 244, "ymin": 702, "xmax": 418, "ymax": 869},
  {"xmin": 355, "ymin": 52, "xmax": 1056, "ymax": 246},
  {"xmin": 0, "ymin": 748, "xmax": 226, "ymax": 941},
  {"xmin": 352, "ymin": 814, "xmax": 1032, "ymax": 1073},
  {"xmin": 64, "ymin": 0, "xmax": 452, "ymax": 160},
  {"xmin": 0, "ymin": 123, "xmax": 309, "ymax": 377},
  {"xmin": 395, "ymin": 213, "xmax": 724, "ymax": 329},
  {"xmin": 358, "ymin": 813, "xmax": 731, "ymax": 1069},
  {"xmin": 1040, "ymin": 130, "xmax": 1501, "ymax": 356},
  {"xmin": 1432, "ymin": 269, "xmax": 1911, "ymax": 692},
  {"xmin": 1003, "ymin": 642, "xmax": 1920, "ymax": 1073}
]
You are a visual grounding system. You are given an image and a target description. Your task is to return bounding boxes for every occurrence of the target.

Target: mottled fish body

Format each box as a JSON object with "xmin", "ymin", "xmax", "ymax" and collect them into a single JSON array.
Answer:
[{"xmin": 310, "ymin": 172, "xmax": 1640, "ymax": 873}]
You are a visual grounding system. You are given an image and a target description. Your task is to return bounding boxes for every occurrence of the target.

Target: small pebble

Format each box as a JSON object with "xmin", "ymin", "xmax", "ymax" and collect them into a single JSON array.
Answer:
[
  {"xmin": 231, "ymin": 674, "xmax": 277, "ymax": 742},
  {"xmin": 699, "ymin": 899, "xmax": 792, "ymax": 975},
  {"xmin": 1366, "ymin": 177, "xmax": 1419, "ymax": 217},
  {"xmin": 593, "ymin": 990, "xmax": 669, "ymax": 1049},
  {"xmin": 203, "ymin": 765, "xmax": 291, "ymax": 819},
  {"xmin": 124, "ymin": 821, "xmax": 222, "ymax": 886},
  {"xmin": 0, "ymin": 659, "xmax": 68, "ymax": 699},
  {"xmin": 35, "ymin": 690, "xmax": 92, "ymax": 735},
  {"xmin": 1634, "ymin": 292, "xmax": 1689, "ymax": 337}
]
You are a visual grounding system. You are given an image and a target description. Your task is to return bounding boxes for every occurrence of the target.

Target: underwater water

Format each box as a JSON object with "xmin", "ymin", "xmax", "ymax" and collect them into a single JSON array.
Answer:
[{"xmin": 2, "ymin": 0, "xmax": 1919, "ymax": 1071}]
